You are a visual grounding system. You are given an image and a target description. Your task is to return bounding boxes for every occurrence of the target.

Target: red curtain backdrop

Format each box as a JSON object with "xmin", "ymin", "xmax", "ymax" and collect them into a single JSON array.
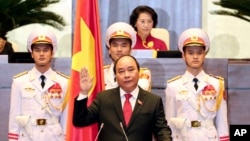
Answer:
[{"xmin": 66, "ymin": 0, "xmax": 104, "ymax": 140}]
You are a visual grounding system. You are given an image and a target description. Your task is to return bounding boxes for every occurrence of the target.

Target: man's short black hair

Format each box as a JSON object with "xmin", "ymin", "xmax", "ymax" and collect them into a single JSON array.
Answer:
[
  {"xmin": 129, "ymin": 5, "xmax": 158, "ymax": 31},
  {"xmin": 113, "ymin": 55, "xmax": 140, "ymax": 75}
]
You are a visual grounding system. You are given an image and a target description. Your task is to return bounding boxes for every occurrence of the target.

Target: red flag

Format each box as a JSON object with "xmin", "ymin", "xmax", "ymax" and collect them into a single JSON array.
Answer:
[{"xmin": 66, "ymin": 0, "xmax": 104, "ymax": 140}]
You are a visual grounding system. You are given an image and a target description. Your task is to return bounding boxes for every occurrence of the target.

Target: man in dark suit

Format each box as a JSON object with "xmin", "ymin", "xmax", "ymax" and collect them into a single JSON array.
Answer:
[{"xmin": 73, "ymin": 55, "xmax": 172, "ymax": 141}]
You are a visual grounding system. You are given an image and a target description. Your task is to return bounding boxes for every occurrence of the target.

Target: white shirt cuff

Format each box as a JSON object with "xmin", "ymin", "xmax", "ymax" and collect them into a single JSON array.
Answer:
[{"xmin": 77, "ymin": 93, "xmax": 88, "ymax": 100}]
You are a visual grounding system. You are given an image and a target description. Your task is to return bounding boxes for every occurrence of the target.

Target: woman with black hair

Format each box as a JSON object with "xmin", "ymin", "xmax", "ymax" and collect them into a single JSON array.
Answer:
[{"xmin": 129, "ymin": 5, "xmax": 168, "ymax": 51}]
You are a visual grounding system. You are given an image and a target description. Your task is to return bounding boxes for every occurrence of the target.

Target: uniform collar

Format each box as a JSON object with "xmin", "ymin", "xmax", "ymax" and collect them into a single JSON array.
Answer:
[
  {"xmin": 29, "ymin": 67, "xmax": 54, "ymax": 81},
  {"xmin": 182, "ymin": 70, "xmax": 209, "ymax": 84}
]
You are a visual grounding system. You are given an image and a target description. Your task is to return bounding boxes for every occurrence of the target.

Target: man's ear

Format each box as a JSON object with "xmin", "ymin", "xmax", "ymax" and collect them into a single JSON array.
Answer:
[
  {"xmin": 51, "ymin": 50, "xmax": 54, "ymax": 57},
  {"xmin": 182, "ymin": 53, "xmax": 185, "ymax": 61}
]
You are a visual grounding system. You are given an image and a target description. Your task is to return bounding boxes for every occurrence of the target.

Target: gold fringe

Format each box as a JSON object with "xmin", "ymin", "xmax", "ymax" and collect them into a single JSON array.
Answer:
[{"xmin": 61, "ymin": 79, "xmax": 71, "ymax": 111}]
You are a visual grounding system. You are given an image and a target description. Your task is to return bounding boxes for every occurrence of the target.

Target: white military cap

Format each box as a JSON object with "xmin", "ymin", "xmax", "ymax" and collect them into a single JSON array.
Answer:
[
  {"xmin": 106, "ymin": 22, "xmax": 136, "ymax": 48},
  {"xmin": 178, "ymin": 28, "xmax": 210, "ymax": 53},
  {"xmin": 27, "ymin": 28, "xmax": 57, "ymax": 52}
]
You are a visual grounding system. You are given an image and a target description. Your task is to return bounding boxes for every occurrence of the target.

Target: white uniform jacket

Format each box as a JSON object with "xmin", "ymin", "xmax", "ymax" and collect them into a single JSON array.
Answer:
[
  {"xmin": 165, "ymin": 70, "xmax": 229, "ymax": 141},
  {"xmin": 8, "ymin": 67, "xmax": 69, "ymax": 141},
  {"xmin": 104, "ymin": 63, "xmax": 151, "ymax": 91}
]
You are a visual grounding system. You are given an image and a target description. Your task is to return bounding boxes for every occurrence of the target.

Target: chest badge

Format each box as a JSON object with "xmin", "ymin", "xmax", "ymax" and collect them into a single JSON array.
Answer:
[{"xmin": 48, "ymin": 83, "xmax": 62, "ymax": 99}]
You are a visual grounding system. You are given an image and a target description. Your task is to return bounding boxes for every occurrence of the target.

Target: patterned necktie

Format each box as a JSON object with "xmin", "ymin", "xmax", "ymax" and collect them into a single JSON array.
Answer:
[
  {"xmin": 40, "ymin": 75, "xmax": 46, "ymax": 88},
  {"xmin": 123, "ymin": 94, "xmax": 132, "ymax": 126},
  {"xmin": 193, "ymin": 78, "xmax": 198, "ymax": 91}
]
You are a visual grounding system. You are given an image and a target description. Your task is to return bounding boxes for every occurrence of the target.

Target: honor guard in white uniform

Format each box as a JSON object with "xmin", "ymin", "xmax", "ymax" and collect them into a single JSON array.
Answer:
[
  {"xmin": 104, "ymin": 22, "xmax": 151, "ymax": 91},
  {"xmin": 165, "ymin": 28, "xmax": 229, "ymax": 141},
  {"xmin": 8, "ymin": 29, "xmax": 69, "ymax": 141}
]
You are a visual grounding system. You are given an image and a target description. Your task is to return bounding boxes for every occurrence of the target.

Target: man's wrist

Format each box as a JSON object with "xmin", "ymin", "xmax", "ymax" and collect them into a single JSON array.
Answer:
[
  {"xmin": 80, "ymin": 91, "xmax": 88, "ymax": 95},
  {"xmin": 77, "ymin": 93, "xmax": 88, "ymax": 100}
]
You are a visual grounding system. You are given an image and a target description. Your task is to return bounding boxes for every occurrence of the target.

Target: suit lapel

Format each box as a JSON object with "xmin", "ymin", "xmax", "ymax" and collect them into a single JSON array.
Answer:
[
  {"xmin": 43, "ymin": 71, "xmax": 57, "ymax": 91},
  {"xmin": 110, "ymin": 88, "xmax": 124, "ymax": 124},
  {"xmin": 128, "ymin": 87, "xmax": 147, "ymax": 127},
  {"xmin": 29, "ymin": 69, "xmax": 57, "ymax": 94},
  {"xmin": 181, "ymin": 75, "xmax": 197, "ymax": 94},
  {"xmin": 198, "ymin": 74, "xmax": 210, "ymax": 92},
  {"xmin": 29, "ymin": 70, "xmax": 43, "ymax": 92}
]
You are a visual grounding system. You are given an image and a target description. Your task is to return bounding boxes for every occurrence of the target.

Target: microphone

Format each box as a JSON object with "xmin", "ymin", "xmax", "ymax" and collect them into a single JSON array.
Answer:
[
  {"xmin": 119, "ymin": 122, "xmax": 129, "ymax": 141},
  {"xmin": 94, "ymin": 123, "xmax": 104, "ymax": 141}
]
